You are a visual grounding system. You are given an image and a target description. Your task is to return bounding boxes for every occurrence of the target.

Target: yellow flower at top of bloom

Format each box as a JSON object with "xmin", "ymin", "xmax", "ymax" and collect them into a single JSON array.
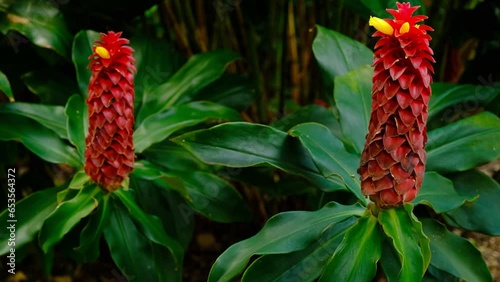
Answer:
[
  {"xmin": 95, "ymin": 46, "xmax": 110, "ymax": 59},
  {"xmin": 399, "ymin": 22, "xmax": 410, "ymax": 34},
  {"xmin": 369, "ymin": 16, "xmax": 394, "ymax": 36}
]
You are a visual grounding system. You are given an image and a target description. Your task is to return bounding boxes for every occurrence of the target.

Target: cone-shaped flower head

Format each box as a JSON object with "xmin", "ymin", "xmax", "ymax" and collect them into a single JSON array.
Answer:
[
  {"xmin": 84, "ymin": 31, "xmax": 136, "ymax": 191},
  {"xmin": 358, "ymin": 2, "xmax": 435, "ymax": 207}
]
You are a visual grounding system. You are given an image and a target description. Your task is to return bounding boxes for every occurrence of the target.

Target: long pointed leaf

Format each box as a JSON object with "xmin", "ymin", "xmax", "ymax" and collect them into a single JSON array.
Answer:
[
  {"xmin": 134, "ymin": 101, "xmax": 241, "ymax": 153},
  {"xmin": 113, "ymin": 189, "xmax": 184, "ymax": 267},
  {"xmin": 173, "ymin": 122, "xmax": 345, "ymax": 192},
  {"xmin": 104, "ymin": 198, "xmax": 171, "ymax": 282},
  {"xmin": 0, "ymin": 186, "xmax": 63, "ymax": 255},
  {"xmin": 137, "ymin": 50, "xmax": 239, "ymax": 123},
  {"xmin": 334, "ymin": 65, "xmax": 373, "ymax": 154},
  {"xmin": 167, "ymin": 170, "xmax": 251, "ymax": 223},
  {"xmin": 422, "ymin": 219, "xmax": 493, "ymax": 282},
  {"xmin": 72, "ymin": 30, "xmax": 100, "ymax": 96},
  {"xmin": 65, "ymin": 94, "xmax": 87, "ymax": 158},
  {"xmin": 39, "ymin": 185, "xmax": 102, "ymax": 252},
  {"xmin": 320, "ymin": 211, "xmax": 383, "ymax": 282},
  {"xmin": 0, "ymin": 71, "xmax": 13, "ymax": 100},
  {"xmin": 444, "ymin": 170, "xmax": 500, "ymax": 235},
  {"xmin": 0, "ymin": 114, "xmax": 81, "ymax": 167},
  {"xmin": 378, "ymin": 207, "xmax": 427, "ymax": 282},
  {"xmin": 208, "ymin": 202, "xmax": 364, "ymax": 282},
  {"xmin": 289, "ymin": 122, "xmax": 366, "ymax": 203},
  {"xmin": 242, "ymin": 217, "xmax": 358, "ymax": 282},
  {"xmin": 413, "ymin": 172, "xmax": 472, "ymax": 213},
  {"xmin": 0, "ymin": 102, "xmax": 67, "ymax": 139},
  {"xmin": 312, "ymin": 25, "xmax": 372, "ymax": 79},
  {"xmin": 426, "ymin": 111, "xmax": 500, "ymax": 172}
]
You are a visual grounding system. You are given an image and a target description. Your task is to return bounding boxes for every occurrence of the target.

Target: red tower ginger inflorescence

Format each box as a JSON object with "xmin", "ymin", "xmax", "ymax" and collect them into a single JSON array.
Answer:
[
  {"xmin": 84, "ymin": 31, "xmax": 136, "ymax": 191},
  {"xmin": 358, "ymin": 3, "xmax": 435, "ymax": 207}
]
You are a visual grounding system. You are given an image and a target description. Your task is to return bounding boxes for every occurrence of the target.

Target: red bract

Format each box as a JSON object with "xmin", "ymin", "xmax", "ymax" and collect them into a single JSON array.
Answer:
[
  {"xmin": 358, "ymin": 2, "xmax": 435, "ymax": 207},
  {"xmin": 84, "ymin": 31, "xmax": 136, "ymax": 191}
]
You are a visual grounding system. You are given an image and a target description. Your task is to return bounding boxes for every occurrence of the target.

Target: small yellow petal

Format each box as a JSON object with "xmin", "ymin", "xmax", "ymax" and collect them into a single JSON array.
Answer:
[
  {"xmin": 369, "ymin": 16, "xmax": 394, "ymax": 36},
  {"xmin": 95, "ymin": 46, "xmax": 110, "ymax": 59},
  {"xmin": 415, "ymin": 24, "xmax": 420, "ymax": 29},
  {"xmin": 399, "ymin": 22, "xmax": 410, "ymax": 34}
]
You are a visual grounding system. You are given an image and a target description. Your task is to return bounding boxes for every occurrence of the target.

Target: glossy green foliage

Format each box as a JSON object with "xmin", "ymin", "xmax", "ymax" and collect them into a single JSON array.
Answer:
[{"xmin": 208, "ymin": 203, "xmax": 365, "ymax": 282}]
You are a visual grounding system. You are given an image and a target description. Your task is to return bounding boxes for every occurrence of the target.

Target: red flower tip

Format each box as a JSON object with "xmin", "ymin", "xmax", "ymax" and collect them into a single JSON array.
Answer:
[{"xmin": 84, "ymin": 31, "xmax": 136, "ymax": 191}]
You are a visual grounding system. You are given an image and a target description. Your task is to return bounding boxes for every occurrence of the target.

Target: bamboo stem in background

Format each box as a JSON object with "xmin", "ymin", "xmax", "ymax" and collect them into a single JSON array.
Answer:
[
  {"xmin": 287, "ymin": 1, "xmax": 300, "ymax": 104},
  {"xmin": 300, "ymin": 0, "xmax": 314, "ymax": 103},
  {"xmin": 248, "ymin": 26, "xmax": 267, "ymax": 123},
  {"xmin": 223, "ymin": 16, "xmax": 241, "ymax": 72},
  {"xmin": 234, "ymin": 3, "xmax": 249, "ymax": 63},
  {"xmin": 160, "ymin": 0, "xmax": 192, "ymax": 56},
  {"xmin": 195, "ymin": 0, "xmax": 208, "ymax": 52},
  {"xmin": 272, "ymin": 0, "xmax": 286, "ymax": 118}
]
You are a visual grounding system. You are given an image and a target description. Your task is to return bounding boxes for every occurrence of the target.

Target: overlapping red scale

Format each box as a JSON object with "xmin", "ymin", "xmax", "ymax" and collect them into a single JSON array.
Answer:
[
  {"xmin": 359, "ymin": 2, "xmax": 434, "ymax": 207},
  {"xmin": 84, "ymin": 31, "xmax": 136, "ymax": 191}
]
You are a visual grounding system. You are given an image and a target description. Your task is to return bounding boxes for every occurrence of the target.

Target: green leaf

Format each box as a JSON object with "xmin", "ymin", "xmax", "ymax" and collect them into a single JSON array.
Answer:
[
  {"xmin": 173, "ymin": 122, "xmax": 345, "ymax": 193},
  {"xmin": 208, "ymin": 202, "xmax": 365, "ymax": 282},
  {"xmin": 72, "ymin": 30, "xmax": 100, "ymax": 96},
  {"xmin": 426, "ymin": 112, "xmax": 500, "ymax": 172},
  {"xmin": 0, "ymin": 102, "xmax": 67, "ymax": 139},
  {"xmin": 134, "ymin": 101, "xmax": 242, "ymax": 153},
  {"xmin": 132, "ymin": 160, "xmax": 188, "ymax": 197},
  {"xmin": 289, "ymin": 122, "xmax": 366, "ymax": 203},
  {"xmin": 312, "ymin": 25, "xmax": 373, "ymax": 79},
  {"xmin": 131, "ymin": 177, "xmax": 194, "ymax": 250},
  {"xmin": 319, "ymin": 212, "xmax": 382, "ymax": 282},
  {"xmin": 413, "ymin": 172, "xmax": 472, "ymax": 213},
  {"xmin": 22, "ymin": 69, "xmax": 80, "ymax": 106},
  {"xmin": 242, "ymin": 216, "xmax": 358, "ymax": 282},
  {"xmin": 130, "ymin": 33, "xmax": 183, "ymax": 105},
  {"xmin": 76, "ymin": 193, "xmax": 110, "ymax": 262},
  {"xmin": 137, "ymin": 50, "xmax": 239, "ymax": 123},
  {"xmin": 104, "ymin": 198, "xmax": 178, "ymax": 282},
  {"xmin": 422, "ymin": 219, "xmax": 493, "ymax": 282},
  {"xmin": 405, "ymin": 204, "xmax": 431, "ymax": 270},
  {"xmin": 429, "ymin": 83, "xmax": 500, "ymax": 121},
  {"xmin": 444, "ymin": 170, "xmax": 500, "ymax": 235},
  {"xmin": 230, "ymin": 167, "xmax": 315, "ymax": 197},
  {"xmin": 39, "ymin": 185, "xmax": 102, "ymax": 252},
  {"xmin": 113, "ymin": 189, "xmax": 184, "ymax": 267},
  {"xmin": 68, "ymin": 170, "xmax": 90, "ymax": 189},
  {"xmin": 167, "ymin": 170, "xmax": 251, "ymax": 223},
  {"xmin": 142, "ymin": 140, "xmax": 208, "ymax": 171},
  {"xmin": 0, "ymin": 186, "xmax": 63, "ymax": 255},
  {"xmin": 0, "ymin": 70, "xmax": 13, "ymax": 100},
  {"xmin": 334, "ymin": 65, "xmax": 373, "ymax": 154},
  {"xmin": 0, "ymin": 114, "xmax": 81, "ymax": 167},
  {"xmin": 190, "ymin": 74, "xmax": 257, "ymax": 111},
  {"xmin": 0, "ymin": 0, "xmax": 72, "ymax": 57},
  {"xmin": 65, "ymin": 94, "xmax": 87, "ymax": 159},
  {"xmin": 271, "ymin": 104, "xmax": 346, "ymax": 144},
  {"xmin": 424, "ymin": 265, "xmax": 460, "ymax": 282},
  {"xmin": 380, "ymin": 239, "xmax": 403, "ymax": 282},
  {"xmin": 378, "ymin": 206, "xmax": 427, "ymax": 282}
]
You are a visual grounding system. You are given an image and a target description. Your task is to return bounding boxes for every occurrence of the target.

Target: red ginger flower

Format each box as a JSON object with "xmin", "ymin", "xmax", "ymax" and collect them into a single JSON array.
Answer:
[
  {"xmin": 84, "ymin": 31, "xmax": 136, "ymax": 191},
  {"xmin": 358, "ymin": 2, "xmax": 435, "ymax": 207}
]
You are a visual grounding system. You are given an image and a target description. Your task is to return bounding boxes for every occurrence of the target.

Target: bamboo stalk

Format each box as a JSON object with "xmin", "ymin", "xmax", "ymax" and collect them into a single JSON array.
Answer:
[
  {"xmin": 248, "ymin": 26, "xmax": 267, "ymax": 123},
  {"xmin": 288, "ymin": 1, "xmax": 301, "ymax": 103},
  {"xmin": 160, "ymin": 0, "xmax": 192, "ymax": 56},
  {"xmin": 223, "ymin": 16, "xmax": 240, "ymax": 72},
  {"xmin": 300, "ymin": 0, "xmax": 314, "ymax": 103},
  {"xmin": 273, "ymin": 0, "xmax": 286, "ymax": 117},
  {"xmin": 195, "ymin": 0, "xmax": 208, "ymax": 52}
]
